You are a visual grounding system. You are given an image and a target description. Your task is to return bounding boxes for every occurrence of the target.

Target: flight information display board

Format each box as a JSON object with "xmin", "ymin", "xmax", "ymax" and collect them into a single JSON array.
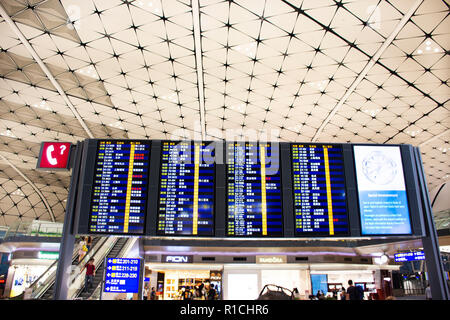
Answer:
[
  {"xmin": 157, "ymin": 141, "xmax": 215, "ymax": 236},
  {"xmin": 291, "ymin": 144, "xmax": 348, "ymax": 236},
  {"xmin": 88, "ymin": 140, "xmax": 151, "ymax": 235},
  {"xmin": 226, "ymin": 142, "xmax": 283, "ymax": 237}
]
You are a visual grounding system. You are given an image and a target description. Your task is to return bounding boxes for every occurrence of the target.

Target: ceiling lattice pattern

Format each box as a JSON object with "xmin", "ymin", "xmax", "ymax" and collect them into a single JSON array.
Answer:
[{"xmin": 0, "ymin": 0, "xmax": 448, "ymax": 227}]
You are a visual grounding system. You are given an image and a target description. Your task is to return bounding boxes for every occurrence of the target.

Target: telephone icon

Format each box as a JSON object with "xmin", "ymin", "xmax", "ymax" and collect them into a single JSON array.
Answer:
[{"xmin": 46, "ymin": 145, "xmax": 58, "ymax": 165}]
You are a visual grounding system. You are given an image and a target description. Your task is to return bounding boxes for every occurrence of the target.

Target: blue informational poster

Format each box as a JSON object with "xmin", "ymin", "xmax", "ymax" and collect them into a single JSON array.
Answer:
[
  {"xmin": 311, "ymin": 274, "xmax": 328, "ymax": 295},
  {"xmin": 353, "ymin": 145, "xmax": 412, "ymax": 235},
  {"xmin": 104, "ymin": 258, "xmax": 141, "ymax": 293},
  {"xmin": 394, "ymin": 251, "xmax": 425, "ymax": 262}
]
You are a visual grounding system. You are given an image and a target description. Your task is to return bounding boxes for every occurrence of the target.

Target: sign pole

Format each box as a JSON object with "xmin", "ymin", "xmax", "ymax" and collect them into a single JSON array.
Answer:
[
  {"xmin": 53, "ymin": 142, "xmax": 83, "ymax": 300},
  {"xmin": 414, "ymin": 147, "xmax": 449, "ymax": 300}
]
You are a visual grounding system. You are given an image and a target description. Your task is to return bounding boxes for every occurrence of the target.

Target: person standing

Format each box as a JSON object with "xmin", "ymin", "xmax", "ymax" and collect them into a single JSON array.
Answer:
[
  {"xmin": 80, "ymin": 258, "xmax": 96, "ymax": 292},
  {"xmin": 78, "ymin": 238, "xmax": 88, "ymax": 263},
  {"xmin": 150, "ymin": 287, "xmax": 156, "ymax": 300},
  {"xmin": 340, "ymin": 287, "xmax": 347, "ymax": 300},
  {"xmin": 425, "ymin": 284, "xmax": 432, "ymax": 300},
  {"xmin": 204, "ymin": 281, "xmax": 216, "ymax": 300},
  {"xmin": 346, "ymin": 280, "xmax": 363, "ymax": 300}
]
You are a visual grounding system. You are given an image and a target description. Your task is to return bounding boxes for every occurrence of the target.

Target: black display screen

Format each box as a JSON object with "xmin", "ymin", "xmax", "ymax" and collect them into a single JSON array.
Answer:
[
  {"xmin": 291, "ymin": 144, "xmax": 348, "ymax": 236},
  {"xmin": 88, "ymin": 140, "xmax": 151, "ymax": 235},
  {"xmin": 226, "ymin": 142, "xmax": 283, "ymax": 237},
  {"xmin": 157, "ymin": 141, "xmax": 215, "ymax": 236}
]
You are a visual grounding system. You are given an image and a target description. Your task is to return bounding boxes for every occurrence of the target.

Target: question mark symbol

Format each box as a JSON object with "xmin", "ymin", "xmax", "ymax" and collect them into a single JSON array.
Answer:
[{"xmin": 60, "ymin": 145, "xmax": 67, "ymax": 155}]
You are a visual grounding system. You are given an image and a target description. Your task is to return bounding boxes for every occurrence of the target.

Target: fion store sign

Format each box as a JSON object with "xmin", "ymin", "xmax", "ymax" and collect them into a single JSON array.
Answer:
[{"xmin": 162, "ymin": 255, "xmax": 193, "ymax": 263}]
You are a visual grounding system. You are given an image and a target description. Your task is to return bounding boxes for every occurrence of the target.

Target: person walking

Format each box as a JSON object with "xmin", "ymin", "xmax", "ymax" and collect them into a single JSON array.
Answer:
[
  {"xmin": 150, "ymin": 287, "xmax": 156, "ymax": 300},
  {"xmin": 80, "ymin": 258, "xmax": 96, "ymax": 292}
]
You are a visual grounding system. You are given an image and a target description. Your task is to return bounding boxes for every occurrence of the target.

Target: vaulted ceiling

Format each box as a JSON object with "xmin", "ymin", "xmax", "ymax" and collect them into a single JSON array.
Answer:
[{"xmin": 0, "ymin": 0, "xmax": 448, "ymax": 227}]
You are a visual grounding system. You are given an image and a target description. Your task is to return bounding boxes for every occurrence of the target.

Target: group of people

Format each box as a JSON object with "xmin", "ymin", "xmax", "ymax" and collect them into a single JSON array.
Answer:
[
  {"xmin": 143, "ymin": 281, "xmax": 218, "ymax": 300},
  {"xmin": 179, "ymin": 281, "xmax": 218, "ymax": 300}
]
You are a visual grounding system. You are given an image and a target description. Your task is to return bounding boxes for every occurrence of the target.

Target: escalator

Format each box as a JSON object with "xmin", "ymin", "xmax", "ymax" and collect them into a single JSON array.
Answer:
[
  {"xmin": 75, "ymin": 237, "xmax": 129, "ymax": 300},
  {"xmin": 39, "ymin": 237, "xmax": 101, "ymax": 300},
  {"xmin": 27, "ymin": 236, "xmax": 104, "ymax": 300}
]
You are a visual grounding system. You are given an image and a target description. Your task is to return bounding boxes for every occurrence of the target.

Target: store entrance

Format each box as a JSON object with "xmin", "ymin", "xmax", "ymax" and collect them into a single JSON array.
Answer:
[{"xmin": 144, "ymin": 264, "xmax": 223, "ymax": 300}]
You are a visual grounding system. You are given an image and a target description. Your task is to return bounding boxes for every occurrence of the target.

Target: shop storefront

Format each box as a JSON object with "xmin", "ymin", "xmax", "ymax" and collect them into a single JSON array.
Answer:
[
  {"xmin": 144, "ymin": 263, "xmax": 222, "ymax": 300},
  {"xmin": 3, "ymin": 250, "xmax": 58, "ymax": 298},
  {"xmin": 144, "ymin": 252, "xmax": 399, "ymax": 300}
]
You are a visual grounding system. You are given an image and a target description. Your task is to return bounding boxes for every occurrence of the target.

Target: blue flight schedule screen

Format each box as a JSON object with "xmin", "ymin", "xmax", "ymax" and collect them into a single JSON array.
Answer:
[
  {"xmin": 226, "ymin": 142, "xmax": 283, "ymax": 237},
  {"xmin": 104, "ymin": 258, "xmax": 140, "ymax": 293},
  {"xmin": 291, "ymin": 144, "xmax": 349, "ymax": 236},
  {"xmin": 88, "ymin": 140, "xmax": 151, "ymax": 235},
  {"xmin": 157, "ymin": 141, "xmax": 215, "ymax": 236}
]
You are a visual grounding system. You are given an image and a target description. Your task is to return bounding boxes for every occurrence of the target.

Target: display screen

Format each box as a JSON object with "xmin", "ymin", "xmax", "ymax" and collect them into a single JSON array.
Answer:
[
  {"xmin": 353, "ymin": 145, "xmax": 412, "ymax": 235},
  {"xmin": 226, "ymin": 142, "xmax": 283, "ymax": 237},
  {"xmin": 157, "ymin": 141, "xmax": 215, "ymax": 236},
  {"xmin": 394, "ymin": 251, "xmax": 425, "ymax": 262},
  {"xmin": 88, "ymin": 140, "xmax": 151, "ymax": 234},
  {"xmin": 104, "ymin": 258, "xmax": 141, "ymax": 293},
  {"xmin": 291, "ymin": 144, "xmax": 348, "ymax": 236}
]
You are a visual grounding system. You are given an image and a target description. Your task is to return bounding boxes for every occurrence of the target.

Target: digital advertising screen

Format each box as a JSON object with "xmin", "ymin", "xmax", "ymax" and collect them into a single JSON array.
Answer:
[
  {"xmin": 291, "ymin": 144, "xmax": 349, "ymax": 236},
  {"xmin": 157, "ymin": 141, "xmax": 215, "ymax": 236},
  {"xmin": 353, "ymin": 145, "xmax": 412, "ymax": 235},
  {"xmin": 88, "ymin": 140, "xmax": 151, "ymax": 235},
  {"xmin": 226, "ymin": 142, "xmax": 283, "ymax": 237}
]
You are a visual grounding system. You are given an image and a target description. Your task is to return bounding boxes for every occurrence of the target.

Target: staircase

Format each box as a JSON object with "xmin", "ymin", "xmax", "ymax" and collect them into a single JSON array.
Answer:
[{"xmin": 76, "ymin": 237, "xmax": 129, "ymax": 300}]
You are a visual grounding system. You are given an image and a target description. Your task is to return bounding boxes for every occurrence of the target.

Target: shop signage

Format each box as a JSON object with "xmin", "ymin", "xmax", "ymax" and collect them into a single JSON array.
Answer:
[
  {"xmin": 210, "ymin": 271, "xmax": 222, "ymax": 281},
  {"xmin": 256, "ymin": 255, "xmax": 287, "ymax": 264},
  {"xmin": 162, "ymin": 255, "xmax": 193, "ymax": 263},
  {"xmin": 38, "ymin": 251, "xmax": 59, "ymax": 260}
]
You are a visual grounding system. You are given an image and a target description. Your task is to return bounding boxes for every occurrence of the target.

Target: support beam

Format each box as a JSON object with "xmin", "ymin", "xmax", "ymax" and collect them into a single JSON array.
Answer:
[
  {"xmin": 0, "ymin": 3, "xmax": 94, "ymax": 139},
  {"xmin": 0, "ymin": 153, "xmax": 56, "ymax": 222},
  {"xmin": 192, "ymin": 0, "xmax": 206, "ymax": 140},
  {"xmin": 310, "ymin": 0, "xmax": 423, "ymax": 142},
  {"xmin": 419, "ymin": 129, "xmax": 450, "ymax": 147},
  {"xmin": 53, "ymin": 142, "xmax": 83, "ymax": 300},
  {"xmin": 414, "ymin": 147, "xmax": 449, "ymax": 300}
]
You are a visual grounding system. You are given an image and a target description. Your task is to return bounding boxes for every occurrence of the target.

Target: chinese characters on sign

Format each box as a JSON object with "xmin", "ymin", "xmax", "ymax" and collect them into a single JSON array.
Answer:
[{"xmin": 104, "ymin": 258, "xmax": 141, "ymax": 293}]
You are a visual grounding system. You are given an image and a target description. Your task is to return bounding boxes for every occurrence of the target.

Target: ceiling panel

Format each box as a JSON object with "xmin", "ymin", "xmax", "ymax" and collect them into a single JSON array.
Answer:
[{"xmin": 0, "ymin": 0, "xmax": 448, "ymax": 227}]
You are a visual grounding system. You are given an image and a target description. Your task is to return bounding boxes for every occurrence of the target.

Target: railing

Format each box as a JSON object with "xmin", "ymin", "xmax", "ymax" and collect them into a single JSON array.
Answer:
[{"xmin": 1, "ymin": 219, "xmax": 63, "ymax": 239}]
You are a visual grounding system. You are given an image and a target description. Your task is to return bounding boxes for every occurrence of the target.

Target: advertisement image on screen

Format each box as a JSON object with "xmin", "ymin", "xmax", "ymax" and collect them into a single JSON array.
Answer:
[
  {"xmin": 88, "ymin": 140, "xmax": 151, "ymax": 235},
  {"xmin": 157, "ymin": 141, "xmax": 215, "ymax": 236},
  {"xmin": 291, "ymin": 144, "xmax": 349, "ymax": 237},
  {"xmin": 353, "ymin": 145, "xmax": 412, "ymax": 235},
  {"xmin": 226, "ymin": 142, "xmax": 283, "ymax": 237}
]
